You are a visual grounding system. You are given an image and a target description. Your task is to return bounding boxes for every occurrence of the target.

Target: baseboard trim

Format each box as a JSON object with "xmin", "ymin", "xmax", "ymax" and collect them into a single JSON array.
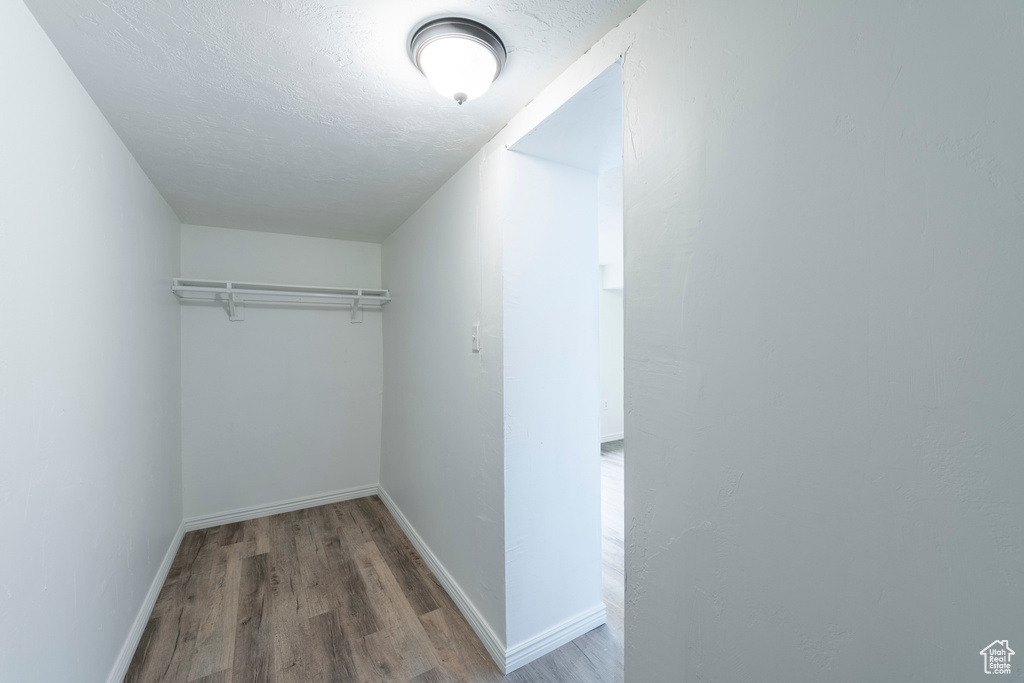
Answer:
[
  {"xmin": 184, "ymin": 484, "xmax": 379, "ymax": 531},
  {"xmin": 106, "ymin": 520, "xmax": 185, "ymax": 683},
  {"xmin": 505, "ymin": 603, "xmax": 608, "ymax": 672},
  {"xmin": 600, "ymin": 432, "xmax": 624, "ymax": 443},
  {"xmin": 376, "ymin": 486, "xmax": 508, "ymax": 673}
]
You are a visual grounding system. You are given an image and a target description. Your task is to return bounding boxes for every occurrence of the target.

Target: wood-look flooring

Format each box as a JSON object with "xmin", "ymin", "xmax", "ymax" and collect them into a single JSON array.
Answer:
[{"xmin": 126, "ymin": 442, "xmax": 624, "ymax": 682}]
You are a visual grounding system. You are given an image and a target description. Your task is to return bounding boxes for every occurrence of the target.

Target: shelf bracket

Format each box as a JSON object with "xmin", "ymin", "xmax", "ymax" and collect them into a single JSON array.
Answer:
[
  {"xmin": 226, "ymin": 284, "xmax": 244, "ymax": 321},
  {"xmin": 351, "ymin": 290, "xmax": 363, "ymax": 323}
]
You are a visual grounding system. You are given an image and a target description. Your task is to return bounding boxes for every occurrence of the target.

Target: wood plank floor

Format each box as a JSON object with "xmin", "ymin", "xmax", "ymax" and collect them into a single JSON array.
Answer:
[{"xmin": 126, "ymin": 443, "xmax": 624, "ymax": 682}]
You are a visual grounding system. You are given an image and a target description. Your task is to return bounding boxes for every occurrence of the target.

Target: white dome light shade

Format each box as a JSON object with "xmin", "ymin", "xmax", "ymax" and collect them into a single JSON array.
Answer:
[
  {"xmin": 419, "ymin": 37, "xmax": 497, "ymax": 103},
  {"xmin": 411, "ymin": 19, "xmax": 506, "ymax": 105}
]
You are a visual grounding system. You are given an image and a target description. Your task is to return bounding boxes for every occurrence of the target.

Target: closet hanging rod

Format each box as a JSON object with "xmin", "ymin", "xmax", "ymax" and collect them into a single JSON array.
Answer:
[
  {"xmin": 171, "ymin": 278, "xmax": 390, "ymax": 322},
  {"xmin": 172, "ymin": 278, "xmax": 389, "ymax": 301},
  {"xmin": 172, "ymin": 284, "xmax": 390, "ymax": 302}
]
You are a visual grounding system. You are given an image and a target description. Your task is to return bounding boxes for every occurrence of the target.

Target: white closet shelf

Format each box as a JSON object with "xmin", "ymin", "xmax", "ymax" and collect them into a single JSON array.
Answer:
[{"xmin": 171, "ymin": 278, "xmax": 390, "ymax": 322}]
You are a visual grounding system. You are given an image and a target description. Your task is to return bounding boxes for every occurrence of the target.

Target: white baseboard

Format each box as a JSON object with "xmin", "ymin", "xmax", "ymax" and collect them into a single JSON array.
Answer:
[
  {"xmin": 376, "ymin": 486, "xmax": 508, "ymax": 673},
  {"xmin": 378, "ymin": 486, "xmax": 608, "ymax": 673},
  {"xmin": 106, "ymin": 520, "xmax": 185, "ymax": 683},
  {"xmin": 184, "ymin": 484, "xmax": 379, "ymax": 530},
  {"xmin": 601, "ymin": 432, "xmax": 624, "ymax": 443},
  {"xmin": 505, "ymin": 603, "xmax": 608, "ymax": 672}
]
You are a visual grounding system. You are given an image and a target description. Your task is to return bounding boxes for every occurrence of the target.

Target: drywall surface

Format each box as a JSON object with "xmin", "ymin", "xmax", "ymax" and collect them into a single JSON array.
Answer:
[
  {"xmin": 599, "ymin": 165, "xmax": 624, "ymax": 436},
  {"xmin": 380, "ymin": 154, "xmax": 506, "ymax": 644},
  {"xmin": 598, "ymin": 166, "xmax": 624, "ymax": 290},
  {"xmin": 616, "ymin": 0, "xmax": 1024, "ymax": 680},
  {"xmin": 384, "ymin": 0, "xmax": 1024, "ymax": 675},
  {"xmin": 377, "ymin": 12, "xmax": 628, "ymax": 667},
  {"xmin": 180, "ymin": 225, "xmax": 382, "ymax": 519},
  {"xmin": 503, "ymin": 152, "xmax": 603, "ymax": 647},
  {"xmin": 0, "ymin": 2, "xmax": 182, "ymax": 681},
  {"xmin": 600, "ymin": 288, "xmax": 625, "ymax": 441}
]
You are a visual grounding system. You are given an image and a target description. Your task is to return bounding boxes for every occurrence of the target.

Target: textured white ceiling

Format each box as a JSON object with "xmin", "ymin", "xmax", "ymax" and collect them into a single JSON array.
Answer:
[{"xmin": 24, "ymin": 0, "xmax": 644, "ymax": 242}]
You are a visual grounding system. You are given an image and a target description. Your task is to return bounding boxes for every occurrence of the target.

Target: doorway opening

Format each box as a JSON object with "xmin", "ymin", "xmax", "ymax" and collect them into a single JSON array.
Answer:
[{"xmin": 505, "ymin": 61, "xmax": 625, "ymax": 672}]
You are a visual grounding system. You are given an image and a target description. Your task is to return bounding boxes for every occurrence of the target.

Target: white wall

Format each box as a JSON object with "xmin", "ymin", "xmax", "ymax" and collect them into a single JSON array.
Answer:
[
  {"xmin": 598, "ymin": 165, "xmax": 625, "ymax": 440},
  {"xmin": 0, "ymin": 2, "xmax": 182, "ymax": 681},
  {"xmin": 380, "ymin": 158, "xmax": 507, "ymax": 645},
  {"xmin": 503, "ymin": 152, "xmax": 603, "ymax": 647},
  {"xmin": 617, "ymin": 0, "xmax": 1024, "ymax": 680},
  {"xmin": 600, "ymin": 288, "xmax": 625, "ymax": 441},
  {"xmin": 598, "ymin": 166, "xmax": 624, "ymax": 290},
  {"xmin": 378, "ymin": 19, "xmax": 623, "ymax": 671},
  {"xmin": 180, "ymin": 224, "xmax": 382, "ymax": 519},
  {"xmin": 382, "ymin": 0, "xmax": 1024, "ymax": 678},
  {"xmin": 381, "ymin": 78, "xmax": 615, "ymax": 668}
]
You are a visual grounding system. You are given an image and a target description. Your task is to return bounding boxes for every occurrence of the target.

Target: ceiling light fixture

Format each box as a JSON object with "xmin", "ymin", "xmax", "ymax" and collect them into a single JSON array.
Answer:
[{"xmin": 410, "ymin": 18, "xmax": 506, "ymax": 105}]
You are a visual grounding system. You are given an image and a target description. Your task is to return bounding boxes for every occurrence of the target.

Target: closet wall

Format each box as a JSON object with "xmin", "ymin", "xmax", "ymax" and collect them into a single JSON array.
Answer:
[
  {"xmin": 0, "ymin": 2, "xmax": 182, "ymax": 680},
  {"xmin": 620, "ymin": 0, "xmax": 1024, "ymax": 679},
  {"xmin": 502, "ymin": 152, "xmax": 604, "ymax": 649},
  {"xmin": 380, "ymin": 162, "xmax": 508, "ymax": 647},
  {"xmin": 180, "ymin": 224, "xmax": 383, "ymax": 520}
]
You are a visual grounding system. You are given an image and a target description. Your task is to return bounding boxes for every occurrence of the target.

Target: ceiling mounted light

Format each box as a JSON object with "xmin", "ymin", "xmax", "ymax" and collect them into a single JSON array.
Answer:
[{"xmin": 410, "ymin": 18, "xmax": 506, "ymax": 105}]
